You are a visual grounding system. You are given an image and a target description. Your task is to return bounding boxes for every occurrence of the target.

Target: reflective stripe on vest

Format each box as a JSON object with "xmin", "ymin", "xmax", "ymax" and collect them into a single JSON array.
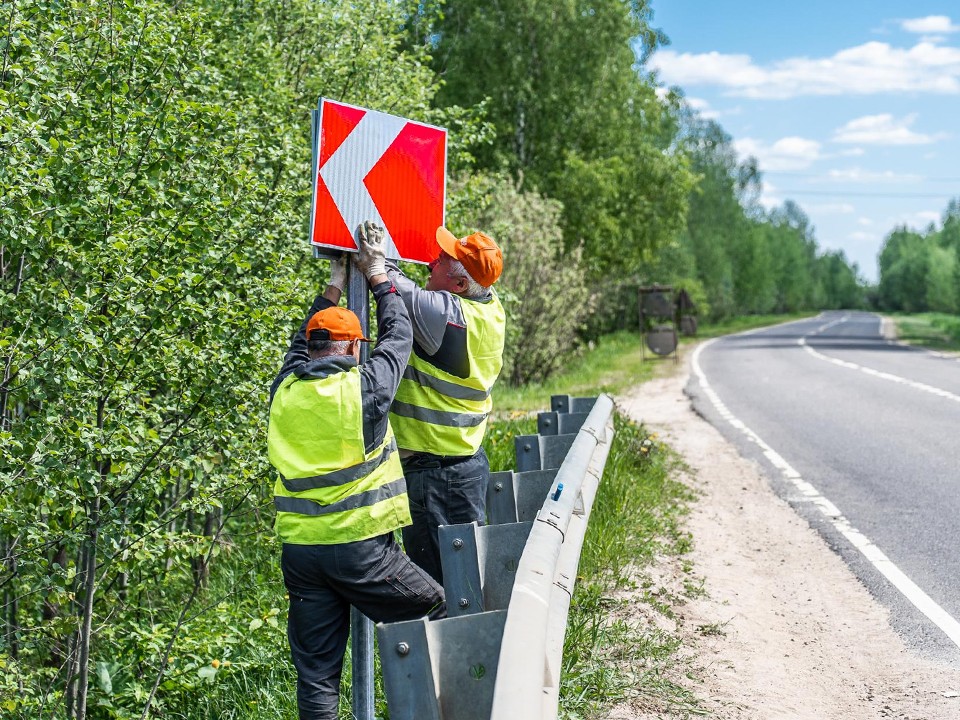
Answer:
[
  {"xmin": 268, "ymin": 368, "xmax": 410, "ymax": 545},
  {"xmin": 390, "ymin": 292, "xmax": 505, "ymax": 456}
]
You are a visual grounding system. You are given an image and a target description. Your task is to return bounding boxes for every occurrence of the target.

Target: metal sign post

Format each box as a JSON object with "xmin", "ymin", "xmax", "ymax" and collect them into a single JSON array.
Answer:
[{"xmin": 347, "ymin": 260, "xmax": 375, "ymax": 720}]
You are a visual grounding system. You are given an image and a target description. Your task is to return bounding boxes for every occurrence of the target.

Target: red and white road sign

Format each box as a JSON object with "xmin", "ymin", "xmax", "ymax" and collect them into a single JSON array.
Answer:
[{"xmin": 310, "ymin": 99, "xmax": 447, "ymax": 264}]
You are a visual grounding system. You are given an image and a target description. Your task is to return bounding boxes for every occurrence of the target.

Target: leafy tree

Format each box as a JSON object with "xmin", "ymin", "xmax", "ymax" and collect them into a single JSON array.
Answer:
[
  {"xmin": 925, "ymin": 245, "xmax": 958, "ymax": 313},
  {"xmin": 819, "ymin": 250, "xmax": 864, "ymax": 309},
  {"xmin": 1, "ymin": 0, "xmax": 445, "ymax": 717},
  {"xmin": 878, "ymin": 226, "xmax": 927, "ymax": 311},
  {"xmin": 430, "ymin": 0, "xmax": 693, "ymax": 280}
]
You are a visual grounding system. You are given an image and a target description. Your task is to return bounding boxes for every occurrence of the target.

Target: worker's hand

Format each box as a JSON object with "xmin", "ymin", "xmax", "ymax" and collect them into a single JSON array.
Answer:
[
  {"xmin": 328, "ymin": 254, "xmax": 348, "ymax": 291},
  {"xmin": 353, "ymin": 221, "xmax": 387, "ymax": 279}
]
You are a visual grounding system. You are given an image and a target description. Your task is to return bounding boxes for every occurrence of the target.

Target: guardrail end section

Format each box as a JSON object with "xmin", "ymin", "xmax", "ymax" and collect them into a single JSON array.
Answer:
[{"xmin": 377, "ymin": 618, "xmax": 441, "ymax": 720}]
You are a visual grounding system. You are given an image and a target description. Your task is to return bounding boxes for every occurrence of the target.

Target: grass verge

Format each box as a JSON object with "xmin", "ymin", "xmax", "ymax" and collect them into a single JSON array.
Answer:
[{"xmin": 887, "ymin": 312, "xmax": 960, "ymax": 353}]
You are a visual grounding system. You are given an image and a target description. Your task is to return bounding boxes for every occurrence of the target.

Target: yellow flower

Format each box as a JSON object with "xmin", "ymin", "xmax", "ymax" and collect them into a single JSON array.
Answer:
[{"xmin": 211, "ymin": 659, "xmax": 221, "ymax": 669}]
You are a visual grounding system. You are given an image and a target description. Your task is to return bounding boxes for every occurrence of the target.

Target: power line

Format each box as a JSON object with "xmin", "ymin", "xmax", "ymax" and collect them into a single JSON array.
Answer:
[
  {"xmin": 764, "ymin": 170, "xmax": 960, "ymax": 183},
  {"xmin": 772, "ymin": 189, "xmax": 956, "ymax": 199}
]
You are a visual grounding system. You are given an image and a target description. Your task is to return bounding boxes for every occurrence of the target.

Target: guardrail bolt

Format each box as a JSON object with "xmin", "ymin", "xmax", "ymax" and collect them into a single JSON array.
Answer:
[
  {"xmin": 395, "ymin": 642, "xmax": 410, "ymax": 656},
  {"xmin": 493, "ymin": 481, "xmax": 503, "ymax": 492},
  {"xmin": 458, "ymin": 598, "xmax": 470, "ymax": 608},
  {"xmin": 523, "ymin": 443, "xmax": 532, "ymax": 451},
  {"xmin": 452, "ymin": 538, "xmax": 464, "ymax": 550}
]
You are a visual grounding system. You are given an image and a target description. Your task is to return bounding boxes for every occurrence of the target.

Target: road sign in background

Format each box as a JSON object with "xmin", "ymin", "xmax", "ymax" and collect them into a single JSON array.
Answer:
[{"xmin": 310, "ymin": 98, "xmax": 447, "ymax": 264}]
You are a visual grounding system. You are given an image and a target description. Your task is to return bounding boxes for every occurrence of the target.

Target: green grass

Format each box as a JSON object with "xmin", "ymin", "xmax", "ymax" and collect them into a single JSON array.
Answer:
[{"xmin": 888, "ymin": 312, "xmax": 960, "ymax": 353}]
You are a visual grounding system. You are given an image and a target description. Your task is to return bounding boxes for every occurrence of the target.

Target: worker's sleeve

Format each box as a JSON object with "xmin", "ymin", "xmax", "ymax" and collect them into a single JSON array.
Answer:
[
  {"xmin": 385, "ymin": 260, "xmax": 456, "ymax": 355},
  {"xmin": 360, "ymin": 280, "xmax": 413, "ymax": 453},
  {"xmin": 269, "ymin": 292, "xmax": 335, "ymax": 401}
]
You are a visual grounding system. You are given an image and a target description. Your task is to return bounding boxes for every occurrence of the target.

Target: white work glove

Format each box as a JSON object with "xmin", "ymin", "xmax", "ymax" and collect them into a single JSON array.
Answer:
[
  {"xmin": 353, "ymin": 221, "xmax": 387, "ymax": 279},
  {"xmin": 328, "ymin": 254, "xmax": 348, "ymax": 291}
]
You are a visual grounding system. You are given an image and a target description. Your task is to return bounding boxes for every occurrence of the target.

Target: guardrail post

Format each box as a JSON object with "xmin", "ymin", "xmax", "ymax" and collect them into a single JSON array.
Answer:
[
  {"xmin": 550, "ymin": 394, "xmax": 598, "ymax": 414},
  {"xmin": 537, "ymin": 410, "xmax": 591, "ymax": 436},
  {"xmin": 439, "ymin": 521, "xmax": 534, "ymax": 615},
  {"xmin": 486, "ymin": 471, "xmax": 518, "ymax": 524},
  {"xmin": 515, "ymin": 434, "xmax": 576, "ymax": 471},
  {"xmin": 487, "ymin": 469, "xmax": 559, "ymax": 525},
  {"xmin": 378, "ymin": 611, "xmax": 507, "ymax": 720}
]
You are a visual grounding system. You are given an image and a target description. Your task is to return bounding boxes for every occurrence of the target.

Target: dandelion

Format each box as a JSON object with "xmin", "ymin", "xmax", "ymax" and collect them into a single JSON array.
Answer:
[{"xmin": 211, "ymin": 659, "xmax": 221, "ymax": 669}]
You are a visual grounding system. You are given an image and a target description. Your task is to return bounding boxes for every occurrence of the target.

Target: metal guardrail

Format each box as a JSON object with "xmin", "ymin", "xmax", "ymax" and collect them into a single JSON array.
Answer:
[{"xmin": 377, "ymin": 393, "xmax": 616, "ymax": 720}]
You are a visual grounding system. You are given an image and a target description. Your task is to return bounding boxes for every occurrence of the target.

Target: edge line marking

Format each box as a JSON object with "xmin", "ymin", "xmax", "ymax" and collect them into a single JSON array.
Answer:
[{"xmin": 691, "ymin": 336, "xmax": 960, "ymax": 649}]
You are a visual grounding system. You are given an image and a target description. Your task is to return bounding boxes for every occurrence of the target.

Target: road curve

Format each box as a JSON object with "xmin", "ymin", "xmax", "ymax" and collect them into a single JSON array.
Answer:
[{"xmin": 686, "ymin": 311, "xmax": 960, "ymax": 663}]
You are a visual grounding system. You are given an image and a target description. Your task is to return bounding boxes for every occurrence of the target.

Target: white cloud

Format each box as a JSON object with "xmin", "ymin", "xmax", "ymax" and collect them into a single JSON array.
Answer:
[
  {"xmin": 858, "ymin": 217, "xmax": 873, "ymax": 226},
  {"xmin": 684, "ymin": 96, "xmax": 721, "ymax": 120},
  {"xmin": 908, "ymin": 210, "xmax": 942, "ymax": 227},
  {"xmin": 735, "ymin": 136, "xmax": 822, "ymax": 171},
  {"xmin": 651, "ymin": 41, "xmax": 960, "ymax": 98},
  {"xmin": 900, "ymin": 16, "xmax": 960, "ymax": 35},
  {"xmin": 809, "ymin": 203, "xmax": 856, "ymax": 214},
  {"xmin": 849, "ymin": 231, "xmax": 876, "ymax": 242},
  {"xmin": 839, "ymin": 147, "xmax": 865, "ymax": 157},
  {"xmin": 832, "ymin": 113, "xmax": 945, "ymax": 145},
  {"xmin": 824, "ymin": 167, "xmax": 922, "ymax": 183}
]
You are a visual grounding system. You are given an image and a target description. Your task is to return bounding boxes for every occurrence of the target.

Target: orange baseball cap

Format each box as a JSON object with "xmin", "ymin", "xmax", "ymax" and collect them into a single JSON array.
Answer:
[
  {"xmin": 436, "ymin": 227, "xmax": 503, "ymax": 287},
  {"xmin": 306, "ymin": 307, "xmax": 369, "ymax": 342}
]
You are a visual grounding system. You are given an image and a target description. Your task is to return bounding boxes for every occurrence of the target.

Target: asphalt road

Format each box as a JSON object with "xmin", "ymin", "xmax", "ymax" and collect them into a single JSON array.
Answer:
[{"xmin": 686, "ymin": 310, "xmax": 960, "ymax": 663}]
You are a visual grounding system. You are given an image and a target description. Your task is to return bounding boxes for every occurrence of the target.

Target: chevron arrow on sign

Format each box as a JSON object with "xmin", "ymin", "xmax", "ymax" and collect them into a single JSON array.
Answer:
[{"xmin": 310, "ymin": 99, "xmax": 447, "ymax": 264}]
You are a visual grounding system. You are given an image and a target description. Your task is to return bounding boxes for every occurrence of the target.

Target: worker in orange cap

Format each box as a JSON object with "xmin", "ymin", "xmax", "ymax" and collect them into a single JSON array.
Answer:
[
  {"xmin": 385, "ymin": 226, "xmax": 506, "ymax": 584},
  {"xmin": 267, "ymin": 222, "xmax": 444, "ymax": 720}
]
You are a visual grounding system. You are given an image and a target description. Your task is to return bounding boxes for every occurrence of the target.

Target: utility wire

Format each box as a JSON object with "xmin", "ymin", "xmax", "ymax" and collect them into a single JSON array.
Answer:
[{"xmin": 771, "ymin": 189, "xmax": 955, "ymax": 199}]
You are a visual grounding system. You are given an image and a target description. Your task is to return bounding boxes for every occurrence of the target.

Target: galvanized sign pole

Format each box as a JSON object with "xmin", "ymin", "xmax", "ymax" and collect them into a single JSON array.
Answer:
[{"xmin": 347, "ymin": 260, "xmax": 375, "ymax": 720}]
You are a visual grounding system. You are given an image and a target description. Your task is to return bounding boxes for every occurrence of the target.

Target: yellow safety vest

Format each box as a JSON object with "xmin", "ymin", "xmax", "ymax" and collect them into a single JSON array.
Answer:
[
  {"xmin": 268, "ymin": 367, "xmax": 410, "ymax": 544},
  {"xmin": 390, "ymin": 293, "xmax": 505, "ymax": 456}
]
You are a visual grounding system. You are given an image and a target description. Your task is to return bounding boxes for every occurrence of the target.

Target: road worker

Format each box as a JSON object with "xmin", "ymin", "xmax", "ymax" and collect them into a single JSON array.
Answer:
[
  {"xmin": 268, "ymin": 222, "xmax": 445, "ymax": 720},
  {"xmin": 385, "ymin": 226, "xmax": 506, "ymax": 584}
]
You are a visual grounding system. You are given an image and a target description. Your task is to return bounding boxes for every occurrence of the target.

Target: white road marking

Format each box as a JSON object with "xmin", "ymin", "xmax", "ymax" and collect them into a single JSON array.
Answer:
[
  {"xmin": 800, "ymin": 315, "xmax": 960, "ymax": 405},
  {"xmin": 692, "ymin": 336, "xmax": 960, "ymax": 649}
]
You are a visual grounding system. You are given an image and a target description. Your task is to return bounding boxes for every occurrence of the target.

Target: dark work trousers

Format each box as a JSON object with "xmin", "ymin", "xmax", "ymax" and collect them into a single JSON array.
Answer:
[
  {"xmin": 281, "ymin": 533, "xmax": 446, "ymax": 720},
  {"xmin": 400, "ymin": 447, "xmax": 489, "ymax": 584}
]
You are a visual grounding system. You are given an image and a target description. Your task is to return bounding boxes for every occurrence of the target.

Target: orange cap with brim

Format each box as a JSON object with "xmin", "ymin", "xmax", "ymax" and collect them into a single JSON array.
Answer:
[
  {"xmin": 436, "ymin": 227, "xmax": 503, "ymax": 287},
  {"xmin": 306, "ymin": 307, "xmax": 369, "ymax": 342}
]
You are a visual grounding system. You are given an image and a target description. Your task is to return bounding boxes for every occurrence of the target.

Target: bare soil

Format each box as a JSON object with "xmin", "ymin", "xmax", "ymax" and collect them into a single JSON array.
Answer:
[{"xmin": 605, "ymin": 348, "xmax": 960, "ymax": 720}]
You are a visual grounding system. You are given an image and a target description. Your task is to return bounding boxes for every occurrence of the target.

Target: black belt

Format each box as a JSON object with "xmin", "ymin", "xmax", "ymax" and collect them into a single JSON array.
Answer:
[{"xmin": 401, "ymin": 451, "xmax": 474, "ymax": 470}]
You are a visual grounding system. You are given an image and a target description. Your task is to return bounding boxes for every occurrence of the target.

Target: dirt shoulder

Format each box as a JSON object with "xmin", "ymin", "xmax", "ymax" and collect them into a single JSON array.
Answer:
[{"xmin": 606, "ymin": 348, "xmax": 960, "ymax": 720}]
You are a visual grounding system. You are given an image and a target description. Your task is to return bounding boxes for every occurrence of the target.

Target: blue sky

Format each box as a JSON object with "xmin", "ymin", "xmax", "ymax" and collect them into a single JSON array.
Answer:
[{"xmin": 647, "ymin": 1, "xmax": 960, "ymax": 282}]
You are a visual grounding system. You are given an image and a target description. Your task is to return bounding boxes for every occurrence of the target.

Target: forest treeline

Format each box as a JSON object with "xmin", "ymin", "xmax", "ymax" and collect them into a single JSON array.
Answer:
[{"xmin": 1, "ymin": 1, "xmax": 954, "ymax": 718}]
